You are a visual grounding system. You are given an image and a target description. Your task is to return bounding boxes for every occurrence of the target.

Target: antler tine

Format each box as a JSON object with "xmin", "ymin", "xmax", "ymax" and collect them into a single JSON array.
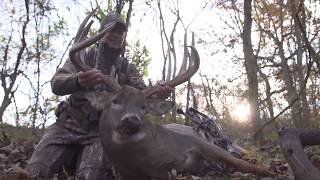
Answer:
[
  {"xmin": 76, "ymin": 20, "xmax": 94, "ymax": 63},
  {"xmin": 143, "ymin": 46, "xmax": 200, "ymax": 97},
  {"xmin": 100, "ymin": 75, "xmax": 122, "ymax": 91},
  {"xmin": 176, "ymin": 33, "xmax": 189, "ymax": 76},
  {"xmin": 70, "ymin": 21, "xmax": 116, "ymax": 53},
  {"xmin": 74, "ymin": 8, "xmax": 98, "ymax": 42},
  {"xmin": 165, "ymin": 46, "xmax": 200, "ymax": 87},
  {"xmin": 69, "ymin": 9, "xmax": 122, "ymax": 91},
  {"xmin": 69, "ymin": 8, "xmax": 116, "ymax": 72},
  {"xmin": 69, "ymin": 8, "xmax": 97, "ymax": 72},
  {"xmin": 79, "ymin": 20, "xmax": 94, "ymax": 42}
]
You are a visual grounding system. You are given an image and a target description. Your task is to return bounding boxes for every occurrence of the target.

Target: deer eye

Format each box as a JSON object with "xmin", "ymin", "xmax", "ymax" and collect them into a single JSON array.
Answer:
[
  {"xmin": 140, "ymin": 105, "xmax": 146, "ymax": 114},
  {"xmin": 111, "ymin": 98, "xmax": 122, "ymax": 110},
  {"xmin": 112, "ymin": 98, "xmax": 119, "ymax": 105}
]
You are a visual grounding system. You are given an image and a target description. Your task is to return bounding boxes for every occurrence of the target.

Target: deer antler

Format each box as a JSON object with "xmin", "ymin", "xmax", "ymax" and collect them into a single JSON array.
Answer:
[
  {"xmin": 165, "ymin": 46, "xmax": 200, "ymax": 87},
  {"xmin": 143, "ymin": 46, "xmax": 200, "ymax": 97},
  {"xmin": 69, "ymin": 8, "xmax": 121, "ymax": 91}
]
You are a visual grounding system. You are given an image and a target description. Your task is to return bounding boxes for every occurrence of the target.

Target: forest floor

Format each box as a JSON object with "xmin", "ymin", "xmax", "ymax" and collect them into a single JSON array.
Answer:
[{"xmin": 1, "ymin": 123, "xmax": 320, "ymax": 180}]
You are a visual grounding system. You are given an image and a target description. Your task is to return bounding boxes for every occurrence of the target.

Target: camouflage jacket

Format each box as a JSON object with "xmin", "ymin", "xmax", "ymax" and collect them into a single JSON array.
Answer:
[{"xmin": 51, "ymin": 48, "xmax": 146, "ymax": 132}]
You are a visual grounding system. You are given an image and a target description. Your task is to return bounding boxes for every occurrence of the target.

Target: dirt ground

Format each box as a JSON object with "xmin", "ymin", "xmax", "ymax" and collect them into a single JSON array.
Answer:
[{"xmin": 1, "ymin": 123, "xmax": 319, "ymax": 180}]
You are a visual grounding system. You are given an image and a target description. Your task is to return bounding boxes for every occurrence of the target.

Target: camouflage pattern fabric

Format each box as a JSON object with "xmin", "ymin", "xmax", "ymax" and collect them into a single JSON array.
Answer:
[
  {"xmin": 26, "ymin": 123, "xmax": 82, "ymax": 177},
  {"xmin": 26, "ymin": 44, "xmax": 146, "ymax": 179},
  {"xmin": 76, "ymin": 138, "xmax": 114, "ymax": 180}
]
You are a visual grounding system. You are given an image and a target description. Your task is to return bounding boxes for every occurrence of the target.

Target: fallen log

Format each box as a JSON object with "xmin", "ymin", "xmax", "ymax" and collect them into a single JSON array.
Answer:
[{"xmin": 279, "ymin": 127, "xmax": 320, "ymax": 180}]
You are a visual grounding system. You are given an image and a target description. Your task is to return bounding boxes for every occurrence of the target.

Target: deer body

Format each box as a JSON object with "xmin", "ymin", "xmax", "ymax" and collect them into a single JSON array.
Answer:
[
  {"xmin": 102, "ymin": 123, "xmax": 204, "ymax": 179},
  {"xmin": 102, "ymin": 127, "xmax": 194, "ymax": 179},
  {"xmin": 95, "ymin": 86, "xmax": 273, "ymax": 180}
]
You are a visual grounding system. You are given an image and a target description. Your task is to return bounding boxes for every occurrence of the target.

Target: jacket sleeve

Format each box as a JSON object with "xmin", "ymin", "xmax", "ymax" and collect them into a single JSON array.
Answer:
[
  {"xmin": 51, "ymin": 58, "xmax": 82, "ymax": 96},
  {"xmin": 126, "ymin": 63, "xmax": 147, "ymax": 90}
]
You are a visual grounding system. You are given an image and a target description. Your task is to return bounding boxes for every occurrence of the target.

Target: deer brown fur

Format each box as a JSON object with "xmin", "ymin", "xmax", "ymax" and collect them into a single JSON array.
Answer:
[{"xmin": 87, "ymin": 86, "xmax": 274, "ymax": 180}]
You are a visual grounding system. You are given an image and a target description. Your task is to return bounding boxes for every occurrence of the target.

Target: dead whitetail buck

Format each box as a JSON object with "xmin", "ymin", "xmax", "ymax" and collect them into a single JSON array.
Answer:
[{"xmin": 69, "ymin": 9, "xmax": 274, "ymax": 180}]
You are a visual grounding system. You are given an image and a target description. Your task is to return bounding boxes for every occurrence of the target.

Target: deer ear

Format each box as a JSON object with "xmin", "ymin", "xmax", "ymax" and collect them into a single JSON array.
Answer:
[
  {"xmin": 85, "ymin": 91, "xmax": 112, "ymax": 111},
  {"xmin": 146, "ymin": 98, "xmax": 175, "ymax": 116}
]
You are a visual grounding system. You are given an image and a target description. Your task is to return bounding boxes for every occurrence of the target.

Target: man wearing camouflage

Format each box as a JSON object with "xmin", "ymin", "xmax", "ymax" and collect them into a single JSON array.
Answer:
[{"xmin": 26, "ymin": 12, "xmax": 171, "ymax": 179}]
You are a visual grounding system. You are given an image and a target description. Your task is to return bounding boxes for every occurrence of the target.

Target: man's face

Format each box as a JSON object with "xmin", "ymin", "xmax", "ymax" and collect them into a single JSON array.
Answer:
[{"xmin": 100, "ymin": 23, "xmax": 126, "ymax": 49}]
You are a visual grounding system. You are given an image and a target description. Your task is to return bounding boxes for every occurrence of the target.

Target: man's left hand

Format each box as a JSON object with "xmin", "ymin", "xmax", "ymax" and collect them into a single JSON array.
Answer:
[{"xmin": 154, "ymin": 80, "xmax": 173, "ymax": 99}]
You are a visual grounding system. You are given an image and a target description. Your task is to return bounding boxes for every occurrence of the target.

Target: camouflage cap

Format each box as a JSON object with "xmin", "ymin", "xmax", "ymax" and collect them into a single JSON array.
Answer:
[{"xmin": 100, "ymin": 12, "xmax": 127, "ymax": 32}]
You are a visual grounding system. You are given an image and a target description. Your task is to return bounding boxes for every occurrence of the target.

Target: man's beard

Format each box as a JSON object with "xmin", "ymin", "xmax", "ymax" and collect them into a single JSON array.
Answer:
[
  {"xmin": 103, "ymin": 43, "xmax": 122, "ymax": 60},
  {"xmin": 95, "ymin": 43, "xmax": 122, "ymax": 71}
]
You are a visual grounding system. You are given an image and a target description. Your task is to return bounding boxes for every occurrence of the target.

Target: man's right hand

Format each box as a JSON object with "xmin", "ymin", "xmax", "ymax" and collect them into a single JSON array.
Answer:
[{"xmin": 77, "ymin": 69, "xmax": 103, "ymax": 88}]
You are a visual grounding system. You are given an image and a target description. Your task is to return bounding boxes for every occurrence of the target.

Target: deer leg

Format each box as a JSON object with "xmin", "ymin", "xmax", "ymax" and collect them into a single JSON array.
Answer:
[{"xmin": 198, "ymin": 141, "xmax": 274, "ymax": 177}]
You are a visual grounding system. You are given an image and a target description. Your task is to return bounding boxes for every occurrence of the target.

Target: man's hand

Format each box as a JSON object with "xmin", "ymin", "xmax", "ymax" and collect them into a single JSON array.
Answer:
[
  {"xmin": 77, "ymin": 69, "xmax": 103, "ymax": 88},
  {"xmin": 154, "ymin": 80, "xmax": 173, "ymax": 99}
]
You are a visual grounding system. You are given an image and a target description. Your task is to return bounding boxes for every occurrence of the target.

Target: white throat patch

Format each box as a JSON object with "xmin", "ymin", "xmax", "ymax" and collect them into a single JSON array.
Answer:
[{"xmin": 112, "ymin": 131, "xmax": 146, "ymax": 144}]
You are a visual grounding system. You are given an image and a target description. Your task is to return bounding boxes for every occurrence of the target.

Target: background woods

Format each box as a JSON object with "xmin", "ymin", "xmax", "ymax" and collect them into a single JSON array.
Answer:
[
  {"xmin": 1, "ymin": 0, "xmax": 320, "ymax": 148},
  {"xmin": 0, "ymin": 0, "xmax": 320, "ymax": 178}
]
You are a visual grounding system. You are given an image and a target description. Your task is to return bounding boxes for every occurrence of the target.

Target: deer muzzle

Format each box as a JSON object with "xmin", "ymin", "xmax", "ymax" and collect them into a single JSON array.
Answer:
[{"xmin": 116, "ymin": 113, "xmax": 142, "ymax": 136}]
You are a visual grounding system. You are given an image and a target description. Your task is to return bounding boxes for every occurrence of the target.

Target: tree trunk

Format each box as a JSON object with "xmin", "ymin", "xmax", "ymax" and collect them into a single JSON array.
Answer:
[
  {"xmin": 0, "ymin": 0, "xmax": 29, "ymax": 123},
  {"xmin": 291, "ymin": 0, "xmax": 310, "ymax": 128},
  {"xmin": 258, "ymin": 68, "xmax": 278, "ymax": 130},
  {"xmin": 256, "ymin": 0, "xmax": 305, "ymax": 128},
  {"xmin": 242, "ymin": 0, "xmax": 264, "ymax": 144},
  {"xmin": 278, "ymin": 41, "xmax": 303, "ymax": 128},
  {"xmin": 0, "ymin": 96, "xmax": 11, "ymax": 123}
]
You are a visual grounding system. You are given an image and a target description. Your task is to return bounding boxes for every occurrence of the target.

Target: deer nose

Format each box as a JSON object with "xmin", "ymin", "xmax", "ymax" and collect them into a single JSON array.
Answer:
[{"xmin": 121, "ymin": 114, "xmax": 142, "ymax": 127}]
